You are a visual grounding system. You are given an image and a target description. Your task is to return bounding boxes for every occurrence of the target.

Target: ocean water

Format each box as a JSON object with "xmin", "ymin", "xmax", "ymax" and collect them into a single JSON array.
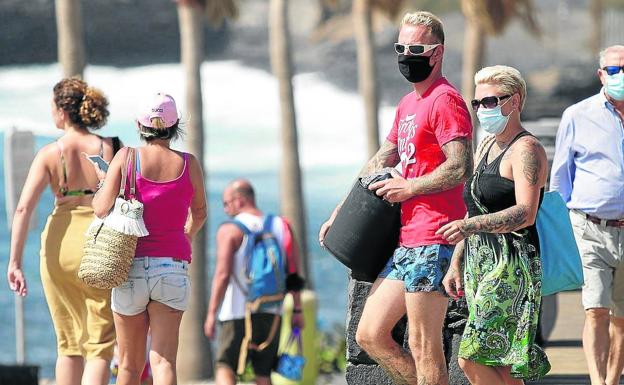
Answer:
[{"xmin": 0, "ymin": 62, "xmax": 397, "ymax": 377}]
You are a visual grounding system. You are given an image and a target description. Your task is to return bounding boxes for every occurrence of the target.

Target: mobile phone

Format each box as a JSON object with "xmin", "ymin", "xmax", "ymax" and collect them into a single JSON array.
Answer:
[{"xmin": 82, "ymin": 152, "xmax": 109, "ymax": 172}]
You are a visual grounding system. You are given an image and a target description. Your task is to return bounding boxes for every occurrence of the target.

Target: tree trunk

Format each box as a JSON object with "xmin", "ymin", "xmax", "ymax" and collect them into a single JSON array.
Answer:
[
  {"xmin": 590, "ymin": 0, "xmax": 604, "ymax": 58},
  {"xmin": 55, "ymin": 0, "xmax": 85, "ymax": 78},
  {"xmin": 176, "ymin": 3, "xmax": 213, "ymax": 381},
  {"xmin": 269, "ymin": 0, "xmax": 311, "ymax": 285},
  {"xmin": 461, "ymin": 15, "xmax": 485, "ymax": 151},
  {"xmin": 353, "ymin": 0, "xmax": 380, "ymax": 158}
]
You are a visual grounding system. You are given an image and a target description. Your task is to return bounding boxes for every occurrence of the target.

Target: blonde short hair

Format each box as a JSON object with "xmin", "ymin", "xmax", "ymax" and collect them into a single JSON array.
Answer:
[
  {"xmin": 474, "ymin": 65, "xmax": 527, "ymax": 111},
  {"xmin": 401, "ymin": 11, "xmax": 445, "ymax": 44}
]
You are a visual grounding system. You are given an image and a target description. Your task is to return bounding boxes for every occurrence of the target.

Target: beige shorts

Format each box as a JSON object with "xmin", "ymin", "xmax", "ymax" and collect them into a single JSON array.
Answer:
[{"xmin": 570, "ymin": 210, "xmax": 624, "ymax": 317}]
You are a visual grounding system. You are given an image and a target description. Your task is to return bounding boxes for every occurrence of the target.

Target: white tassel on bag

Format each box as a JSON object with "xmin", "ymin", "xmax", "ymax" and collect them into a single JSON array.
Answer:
[{"xmin": 103, "ymin": 197, "xmax": 149, "ymax": 237}]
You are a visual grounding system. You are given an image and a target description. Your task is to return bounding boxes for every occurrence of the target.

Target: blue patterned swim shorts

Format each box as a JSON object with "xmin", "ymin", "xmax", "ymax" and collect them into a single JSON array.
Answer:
[{"xmin": 378, "ymin": 244, "xmax": 454, "ymax": 293}]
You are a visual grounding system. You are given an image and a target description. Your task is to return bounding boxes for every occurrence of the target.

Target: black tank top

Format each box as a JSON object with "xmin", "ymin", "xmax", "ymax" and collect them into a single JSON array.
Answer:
[{"xmin": 463, "ymin": 131, "xmax": 544, "ymax": 218}]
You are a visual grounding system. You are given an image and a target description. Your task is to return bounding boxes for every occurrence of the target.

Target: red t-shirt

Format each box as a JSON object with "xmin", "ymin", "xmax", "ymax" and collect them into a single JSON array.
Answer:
[{"xmin": 387, "ymin": 77, "xmax": 472, "ymax": 247}]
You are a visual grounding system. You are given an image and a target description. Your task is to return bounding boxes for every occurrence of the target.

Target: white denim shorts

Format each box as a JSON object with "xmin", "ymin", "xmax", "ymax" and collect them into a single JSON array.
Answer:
[{"xmin": 111, "ymin": 257, "xmax": 191, "ymax": 315}]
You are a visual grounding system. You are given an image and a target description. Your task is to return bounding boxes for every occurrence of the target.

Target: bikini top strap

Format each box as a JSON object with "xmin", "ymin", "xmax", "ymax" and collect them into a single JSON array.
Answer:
[{"xmin": 56, "ymin": 140, "xmax": 68, "ymax": 193}]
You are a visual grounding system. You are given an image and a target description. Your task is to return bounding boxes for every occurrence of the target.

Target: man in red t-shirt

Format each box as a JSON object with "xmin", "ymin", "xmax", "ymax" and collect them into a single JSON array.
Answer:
[{"xmin": 319, "ymin": 11, "xmax": 472, "ymax": 385}]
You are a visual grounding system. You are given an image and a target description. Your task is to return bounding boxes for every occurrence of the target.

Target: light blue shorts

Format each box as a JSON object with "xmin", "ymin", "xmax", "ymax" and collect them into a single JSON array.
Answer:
[
  {"xmin": 378, "ymin": 244, "xmax": 453, "ymax": 293},
  {"xmin": 111, "ymin": 257, "xmax": 191, "ymax": 315}
]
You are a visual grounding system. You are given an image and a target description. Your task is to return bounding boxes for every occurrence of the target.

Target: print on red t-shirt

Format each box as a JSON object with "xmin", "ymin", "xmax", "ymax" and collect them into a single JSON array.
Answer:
[{"xmin": 387, "ymin": 77, "xmax": 473, "ymax": 248}]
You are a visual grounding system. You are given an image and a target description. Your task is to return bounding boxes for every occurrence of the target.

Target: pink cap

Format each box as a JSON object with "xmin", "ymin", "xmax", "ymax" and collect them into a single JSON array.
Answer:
[{"xmin": 137, "ymin": 93, "xmax": 179, "ymax": 128}]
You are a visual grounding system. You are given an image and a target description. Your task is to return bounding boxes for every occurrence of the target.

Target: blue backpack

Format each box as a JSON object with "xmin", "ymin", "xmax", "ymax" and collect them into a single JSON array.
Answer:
[
  {"xmin": 229, "ymin": 215, "xmax": 288, "ymax": 374},
  {"xmin": 231, "ymin": 214, "xmax": 288, "ymax": 307}
]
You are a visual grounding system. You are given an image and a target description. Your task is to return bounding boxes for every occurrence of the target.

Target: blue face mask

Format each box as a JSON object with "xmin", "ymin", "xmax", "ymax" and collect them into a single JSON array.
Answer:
[
  {"xmin": 606, "ymin": 72, "xmax": 624, "ymax": 101},
  {"xmin": 477, "ymin": 98, "xmax": 512, "ymax": 135}
]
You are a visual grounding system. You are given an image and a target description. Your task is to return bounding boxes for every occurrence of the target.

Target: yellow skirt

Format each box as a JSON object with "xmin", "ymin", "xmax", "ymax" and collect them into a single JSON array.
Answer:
[{"xmin": 40, "ymin": 205, "xmax": 115, "ymax": 360}]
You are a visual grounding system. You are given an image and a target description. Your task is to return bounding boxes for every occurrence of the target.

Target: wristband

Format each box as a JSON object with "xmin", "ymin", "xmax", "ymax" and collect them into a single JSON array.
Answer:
[{"xmin": 293, "ymin": 308, "xmax": 302, "ymax": 314}]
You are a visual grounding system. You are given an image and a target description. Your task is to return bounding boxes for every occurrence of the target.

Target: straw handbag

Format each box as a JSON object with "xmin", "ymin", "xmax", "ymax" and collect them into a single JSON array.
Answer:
[{"xmin": 79, "ymin": 148, "xmax": 149, "ymax": 289}]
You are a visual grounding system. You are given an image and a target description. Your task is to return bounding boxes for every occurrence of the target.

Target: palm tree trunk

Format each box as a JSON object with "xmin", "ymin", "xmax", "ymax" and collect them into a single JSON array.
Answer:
[
  {"xmin": 353, "ymin": 0, "xmax": 380, "ymax": 158},
  {"xmin": 55, "ymin": 0, "xmax": 85, "ymax": 78},
  {"xmin": 269, "ymin": 0, "xmax": 311, "ymax": 285},
  {"xmin": 590, "ymin": 0, "xmax": 604, "ymax": 58},
  {"xmin": 461, "ymin": 15, "xmax": 485, "ymax": 150},
  {"xmin": 176, "ymin": 3, "xmax": 213, "ymax": 381}
]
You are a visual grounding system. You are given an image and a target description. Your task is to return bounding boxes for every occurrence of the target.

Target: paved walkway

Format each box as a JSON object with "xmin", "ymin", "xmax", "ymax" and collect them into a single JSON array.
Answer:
[{"xmin": 542, "ymin": 290, "xmax": 588, "ymax": 376}]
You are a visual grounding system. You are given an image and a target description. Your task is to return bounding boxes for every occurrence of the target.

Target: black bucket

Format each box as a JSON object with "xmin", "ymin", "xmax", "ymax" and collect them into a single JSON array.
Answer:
[{"xmin": 323, "ymin": 177, "xmax": 400, "ymax": 282}]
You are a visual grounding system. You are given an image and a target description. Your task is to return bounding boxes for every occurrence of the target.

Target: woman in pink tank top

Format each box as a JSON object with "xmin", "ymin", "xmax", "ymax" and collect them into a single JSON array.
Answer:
[{"xmin": 93, "ymin": 93, "xmax": 207, "ymax": 385}]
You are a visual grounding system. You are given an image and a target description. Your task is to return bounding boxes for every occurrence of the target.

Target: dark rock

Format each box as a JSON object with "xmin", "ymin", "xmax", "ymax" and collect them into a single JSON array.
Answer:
[
  {"xmin": 0, "ymin": 365, "xmax": 39, "ymax": 385},
  {"xmin": 345, "ymin": 278, "xmax": 375, "ymax": 365},
  {"xmin": 346, "ymin": 363, "xmax": 395, "ymax": 385},
  {"xmin": 445, "ymin": 333, "xmax": 471, "ymax": 385}
]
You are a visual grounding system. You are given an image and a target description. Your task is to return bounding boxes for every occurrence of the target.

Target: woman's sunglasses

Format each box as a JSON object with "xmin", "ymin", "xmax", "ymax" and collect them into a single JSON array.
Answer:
[
  {"xmin": 394, "ymin": 43, "xmax": 440, "ymax": 55},
  {"xmin": 470, "ymin": 95, "xmax": 511, "ymax": 112},
  {"xmin": 603, "ymin": 66, "xmax": 624, "ymax": 76}
]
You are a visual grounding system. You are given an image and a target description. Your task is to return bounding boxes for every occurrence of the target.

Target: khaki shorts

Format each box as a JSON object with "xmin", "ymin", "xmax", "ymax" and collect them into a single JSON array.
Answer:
[{"xmin": 570, "ymin": 210, "xmax": 624, "ymax": 316}]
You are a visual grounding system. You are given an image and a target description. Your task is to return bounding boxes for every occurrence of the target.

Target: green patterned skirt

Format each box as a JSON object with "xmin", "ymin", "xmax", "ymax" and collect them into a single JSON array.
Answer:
[{"xmin": 458, "ymin": 230, "xmax": 551, "ymax": 380}]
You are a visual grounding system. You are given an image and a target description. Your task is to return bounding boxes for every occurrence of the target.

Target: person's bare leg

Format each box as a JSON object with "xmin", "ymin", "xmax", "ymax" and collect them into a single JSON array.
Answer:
[
  {"xmin": 606, "ymin": 315, "xmax": 624, "ymax": 385},
  {"xmin": 495, "ymin": 366, "xmax": 524, "ymax": 385},
  {"xmin": 255, "ymin": 376, "xmax": 271, "ymax": 385},
  {"xmin": 148, "ymin": 301, "xmax": 184, "ymax": 385},
  {"xmin": 55, "ymin": 356, "xmax": 84, "ymax": 385},
  {"xmin": 459, "ymin": 358, "xmax": 505, "ymax": 385},
  {"xmin": 356, "ymin": 278, "xmax": 416, "ymax": 385},
  {"xmin": 114, "ymin": 311, "xmax": 149, "ymax": 385},
  {"xmin": 584, "ymin": 308, "xmax": 611, "ymax": 385},
  {"xmin": 215, "ymin": 365, "xmax": 236, "ymax": 385},
  {"xmin": 82, "ymin": 358, "xmax": 111, "ymax": 385},
  {"xmin": 405, "ymin": 291, "xmax": 448, "ymax": 385}
]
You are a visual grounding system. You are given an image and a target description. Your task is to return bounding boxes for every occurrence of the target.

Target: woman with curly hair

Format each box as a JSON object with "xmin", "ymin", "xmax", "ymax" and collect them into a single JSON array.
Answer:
[{"xmin": 7, "ymin": 78, "xmax": 121, "ymax": 385}]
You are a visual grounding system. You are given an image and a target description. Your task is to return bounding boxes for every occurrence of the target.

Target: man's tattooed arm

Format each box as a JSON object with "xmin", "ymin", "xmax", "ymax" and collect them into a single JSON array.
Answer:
[
  {"xmin": 409, "ymin": 137, "xmax": 473, "ymax": 195},
  {"xmin": 460, "ymin": 204, "xmax": 530, "ymax": 234},
  {"xmin": 358, "ymin": 140, "xmax": 400, "ymax": 178}
]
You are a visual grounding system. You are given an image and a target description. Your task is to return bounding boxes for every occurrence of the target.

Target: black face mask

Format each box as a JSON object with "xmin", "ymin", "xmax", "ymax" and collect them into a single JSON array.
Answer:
[{"xmin": 398, "ymin": 54, "xmax": 434, "ymax": 83}]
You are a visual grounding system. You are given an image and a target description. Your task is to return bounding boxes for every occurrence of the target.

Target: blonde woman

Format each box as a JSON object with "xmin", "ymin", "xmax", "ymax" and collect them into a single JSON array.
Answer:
[
  {"xmin": 7, "ymin": 78, "xmax": 120, "ymax": 385},
  {"xmin": 438, "ymin": 66, "xmax": 551, "ymax": 384}
]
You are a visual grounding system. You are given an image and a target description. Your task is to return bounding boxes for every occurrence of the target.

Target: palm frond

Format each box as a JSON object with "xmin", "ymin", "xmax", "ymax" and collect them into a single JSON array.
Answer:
[
  {"xmin": 371, "ymin": 0, "xmax": 407, "ymax": 20},
  {"xmin": 205, "ymin": 0, "xmax": 239, "ymax": 28},
  {"xmin": 461, "ymin": 0, "xmax": 540, "ymax": 36},
  {"xmin": 176, "ymin": 0, "xmax": 239, "ymax": 28}
]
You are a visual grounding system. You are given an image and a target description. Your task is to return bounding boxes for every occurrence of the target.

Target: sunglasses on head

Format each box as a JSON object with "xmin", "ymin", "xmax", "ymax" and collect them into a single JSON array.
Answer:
[
  {"xmin": 470, "ymin": 95, "xmax": 511, "ymax": 112},
  {"xmin": 603, "ymin": 66, "xmax": 624, "ymax": 76},
  {"xmin": 394, "ymin": 43, "xmax": 440, "ymax": 55}
]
